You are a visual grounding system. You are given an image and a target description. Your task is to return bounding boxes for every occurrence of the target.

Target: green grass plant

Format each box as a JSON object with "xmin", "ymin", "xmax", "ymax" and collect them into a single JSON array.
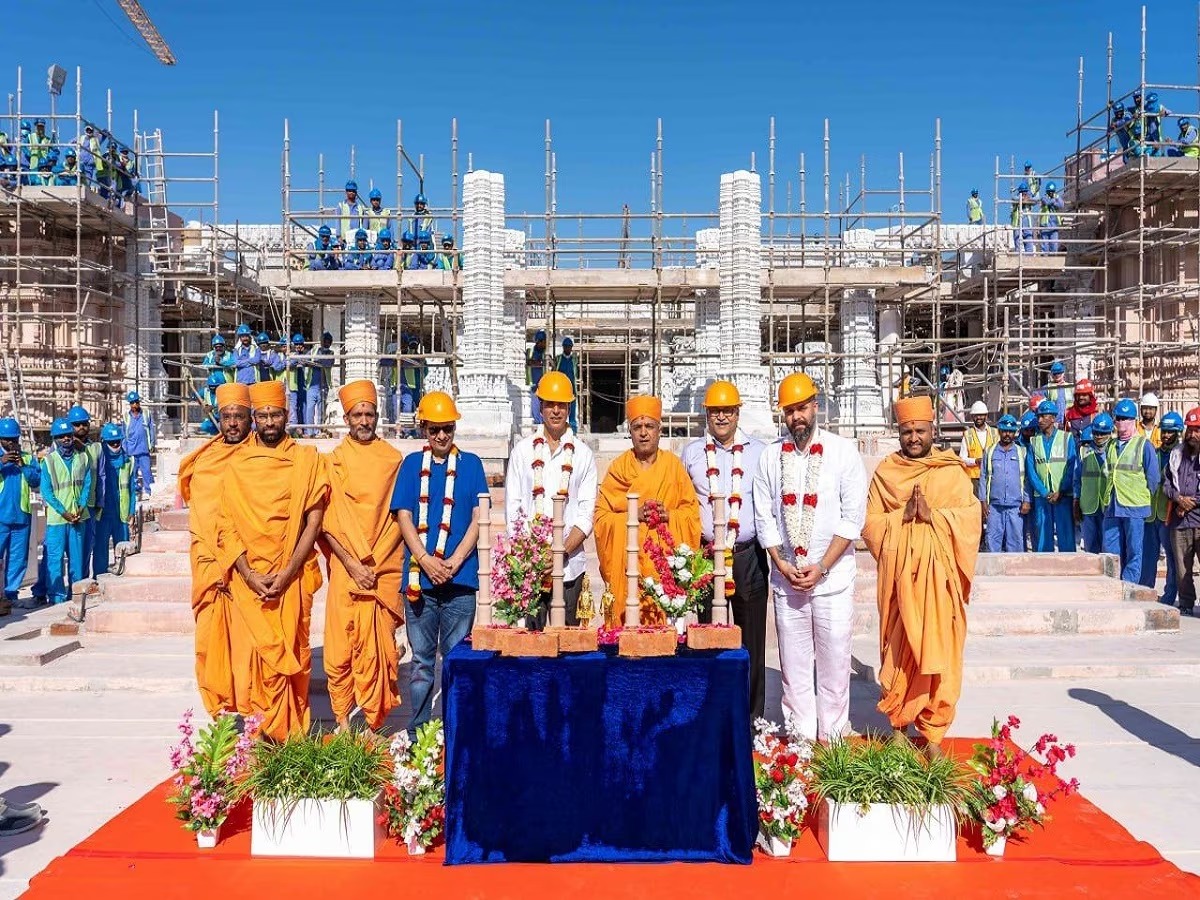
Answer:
[{"xmin": 240, "ymin": 729, "xmax": 390, "ymax": 804}]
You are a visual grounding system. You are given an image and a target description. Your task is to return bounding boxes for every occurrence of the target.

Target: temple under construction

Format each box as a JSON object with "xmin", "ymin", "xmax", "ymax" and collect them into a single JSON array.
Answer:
[{"xmin": 2, "ymin": 8, "xmax": 1199, "ymax": 451}]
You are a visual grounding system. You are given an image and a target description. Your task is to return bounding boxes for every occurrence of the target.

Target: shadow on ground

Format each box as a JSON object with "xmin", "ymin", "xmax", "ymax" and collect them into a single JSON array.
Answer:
[{"xmin": 1069, "ymin": 687, "xmax": 1200, "ymax": 768}]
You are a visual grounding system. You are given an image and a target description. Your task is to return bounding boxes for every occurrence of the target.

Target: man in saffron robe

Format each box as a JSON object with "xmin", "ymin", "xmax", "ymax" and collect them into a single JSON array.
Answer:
[
  {"xmin": 215, "ymin": 379, "xmax": 329, "ymax": 741},
  {"xmin": 178, "ymin": 382, "xmax": 253, "ymax": 716},
  {"xmin": 321, "ymin": 380, "xmax": 405, "ymax": 731},
  {"xmin": 863, "ymin": 395, "xmax": 981, "ymax": 756},
  {"xmin": 595, "ymin": 395, "xmax": 701, "ymax": 626}
]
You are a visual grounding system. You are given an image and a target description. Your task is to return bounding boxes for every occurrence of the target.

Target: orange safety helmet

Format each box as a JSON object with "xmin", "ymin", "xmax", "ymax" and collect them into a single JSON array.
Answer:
[
  {"xmin": 703, "ymin": 380, "xmax": 742, "ymax": 408},
  {"xmin": 416, "ymin": 391, "xmax": 461, "ymax": 424},
  {"xmin": 777, "ymin": 373, "xmax": 817, "ymax": 409},
  {"xmin": 536, "ymin": 371, "xmax": 575, "ymax": 403}
]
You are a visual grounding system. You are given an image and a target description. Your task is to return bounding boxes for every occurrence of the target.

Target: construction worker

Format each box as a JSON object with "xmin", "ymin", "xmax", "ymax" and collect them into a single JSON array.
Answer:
[
  {"xmin": 0, "ymin": 418, "xmax": 39, "ymax": 611},
  {"xmin": 343, "ymin": 229, "xmax": 373, "ymax": 270},
  {"xmin": 256, "ymin": 333, "xmax": 277, "ymax": 381},
  {"xmin": 978, "ymin": 415, "xmax": 1029, "ymax": 552},
  {"xmin": 1039, "ymin": 182, "xmax": 1064, "ymax": 254},
  {"xmin": 1075, "ymin": 412, "xmax": 1114, "ymax": 553},
  {"xmin": 1064, "ymin": 378, "xmax": 1098, "ymax": 443},
  {"xmin": 399, "ymin": 230, "xmax": 416, "ymax": 270},
  {"xmin": 307, "ymin": 225, "xmax": 341, "ymax": 270},
  {"xmin": 1169, "ymin": 117, "xmax": 1200, "ymax": 158},
  {"xmin": 1144, "ymin": 411, "xmax": 1184, "ymax": 603},
  {"xmin": 1045, "ymin": 361, "xmax": 1073, "ymax": 425},
  {"xmin": 1027, "ymin": 398, "xmax": 1078, "ymax": 553},
  {"xmin": 1127, "ymin": 120, "xmax": 1153, "ymax": 159},
  {"xmin": 1110, "ymin": 102, "xmax": 1133, "ymax": 153},
  {"xmin": 66, "ymin": 406, "xmax": 104, "ymax": 581},
  {"xmin": 231, "ymin": 324, "xmax": 261, "ymax": 386},
  {"xmin": 1164, "ymin": 408, "xmax": 1200, "ymax": 616},
  {"xmin": 306, "ymin": 331, "xmax": 336, "ymax": 431},
  {"xmin": 1018, "ymin": 411, "xmax": 1040, "ymax": 549},
  {"xmin": 399, "ymin": 337, "xmax": 424, "ymax": 415},
  {"xmin": 410, "ymin": 230, "xmax": 436, "ymax": 270},
  {"xmin": 380, "ymin": 339, "xmax": 399, "ymax": 421},
  {"xmin": 54, "ymin": 150, "xmax": 79, "ymax": 186},
  {"xmin": 959, "ymin": 400, "xmax": 997, "ymax": 489},
  {"xmin": 39, "ymin": 419, "xmax": 92, "ymax": 605},
  {"xmin": 967, "ymin": 188, "xmax": 984, "ymax": 225},
  {"xmin": 372, "ymin": 229, "xmax": 397, "ymax": 271},
  {"xmin": 435, "ymin": 234, "xmax": 463, "ymax": 271},
  {"xmin": 556, "ymin": 337, "xmax": 579, "ymax": 430},
  {"xmin": 196, "ymin": 372, "xmax": 225, "ymax": 436},
  {"xmin": 527, "ymin": 329, "xmax": 550, "ymax": 425},
  {"xmin": 0, "ymin": 133, "xmax": 17, "ymax": 190},
  {"xmin": 122, "ymin": 391, "xmax": 155, "ymax": 497},
  {"xmin": 284, "ymin": 334, "xmax": 309, "ymax": 431},
  {"xmin": 337, "ymin": 180, "xmax": 367, "ymax": 238},
  {"xmin": 1103, "ymin": 398, "xmax": 1160, "ymax": 582},
  {"xmin": 77, "ymin": 124, "xmax": 105, "ymax": 189},
  {"xmin": 1023, "ymin": 160, "xmax": 1040, "ymax": 198},
  {"xmin": 93, "ymin": 423, "xmax": 137, "ymax": 577},
  {"xmin": 364, "ymin": 188, "xmax": 392, "ymax": 235},
  {"xmin": 409, "ymin": 192, "xmax": 435, "ymax": 243},
  {"xmin": 27, "ymin": 119, "xmax": 52, "ymax": 171},
  {"xmin": 1144, "ymin": 92, "xmax": 1171, "ymax": 147},
  {"xmin": 202, "ymin": 334, "xmax": 233, "ymax": 384},
  {"xmin": 1137, "ymin": 393, "xmax": 1162, "ymax": 447},
  {"xmin": 115, "ymin": 146, "xmax": 138, "ymax": 202},
  {"xmin": 1012, "ymin": 182, "xmax": 1036, "ymax": 254}
]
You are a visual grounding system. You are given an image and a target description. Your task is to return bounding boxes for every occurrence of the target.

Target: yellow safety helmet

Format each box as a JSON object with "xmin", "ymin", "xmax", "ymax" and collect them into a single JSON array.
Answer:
[
  {"xmin": 416, "ymin": 391, "xmax": 461, "ymax": 424},
  {"xmin": 777, "ymin": 373, "xmax": 818, "ymax": 409},
  {"xmin": 536, "ymin": 371, "xmax": 575, "ymax": 403},
  {"xmin": 703, "ymin": 380, "xmax": 741, "ymax": 408}
]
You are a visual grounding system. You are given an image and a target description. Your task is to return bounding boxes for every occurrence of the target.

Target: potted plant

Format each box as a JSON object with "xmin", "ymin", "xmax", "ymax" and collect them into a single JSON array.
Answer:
[
  {"xmin": 167, "ymin": 709, "xmax": 261, "ymax": 848},
  {"xmin": 640, "ymin": 506, "xmax": 713, "ymax": 633},
  {"xmin": 810, "ymin": 734, "xmax": 970, "ymax": 862},
  {"xmin": 381, "ymin": 720, "xmax": 446, "ymax": 854},
  {"xmin": 752, "ymin": 719, "xmax": 811, "ymax": 856},
  {"xmin": 242, "ymin": 728, "xmax": 390, "ymax": 858},
  {"xmin": 491, "ymin": 512, "xmax": 553, "ymax": 629},
  {"xmin": 964, "ymin": 715, "xmax": 1080, "ymax": 856}
]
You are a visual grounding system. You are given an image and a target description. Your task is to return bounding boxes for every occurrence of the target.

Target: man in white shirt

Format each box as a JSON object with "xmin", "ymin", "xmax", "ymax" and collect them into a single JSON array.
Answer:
[
  {"xmin": 753, "ymin": 372, "xmax": 868, "ymax": 741},
  {"xmin": 959, "ymin": 400, "xmax": 997, "ymax": 489},
  {"xmin": 504, "ymin": 372, "xmax": 598, "ymax": 627},
  {"xmin": 681, "ymin": 380, "xmax": 769, "ymax": 718}
]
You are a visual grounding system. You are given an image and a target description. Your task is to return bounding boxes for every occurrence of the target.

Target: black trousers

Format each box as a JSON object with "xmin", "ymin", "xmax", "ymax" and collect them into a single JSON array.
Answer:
[
  {"xmin": 1173, "ymin": 527, "xmax": 1200, "ymax": 612},
  {"xmin": 532, "ymin": 575, "xmax": 583, "ymax": 629},
  {"xmin": 724, "ymin": 542, "xmax": 769, "ymax": 720}
]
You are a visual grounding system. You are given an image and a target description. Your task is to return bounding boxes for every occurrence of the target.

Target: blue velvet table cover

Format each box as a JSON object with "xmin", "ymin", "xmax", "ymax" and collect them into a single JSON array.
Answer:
[{"xmin": 442, "ymin": 642, "xmax": 757, "ymax": 864}]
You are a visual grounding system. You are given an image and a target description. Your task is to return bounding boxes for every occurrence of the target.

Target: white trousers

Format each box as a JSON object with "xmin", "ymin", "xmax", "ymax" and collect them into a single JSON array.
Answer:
[{"xmin": 773, "ymin": 581, "xmax": 854, "ymax": 741}]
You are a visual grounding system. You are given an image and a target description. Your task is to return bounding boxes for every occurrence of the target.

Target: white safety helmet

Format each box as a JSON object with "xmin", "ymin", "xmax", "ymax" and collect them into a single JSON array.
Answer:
[
  {"xmin": 1140, "ymin": 392, "xmax": 1160, "ymax": 408},
  {"xmin": 969, "ymin": 401, "xmax": 989, "ymax": 416}
]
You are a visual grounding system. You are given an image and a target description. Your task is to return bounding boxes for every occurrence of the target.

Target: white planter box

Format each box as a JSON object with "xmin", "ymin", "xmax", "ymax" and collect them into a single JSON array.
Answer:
[
  {"xmin": 251, "ymin": 794, "xmax": 383, "ymax": 859},
  {"xmin": 816, "ymin": 798, "xmax": 957, "ymax": 862}
]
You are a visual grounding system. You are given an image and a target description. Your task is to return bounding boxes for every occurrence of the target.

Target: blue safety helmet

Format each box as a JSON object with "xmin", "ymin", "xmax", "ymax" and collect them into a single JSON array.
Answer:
[
  {"xmin": 1147, "ymin": 91, "xmax": 1158, "ymax": 104},
  {"xmin": 0, "ymin": 418, "xmax": 20, "ymax": 439},
  {"xmin": 1113, "ymin": 398, "xmax": 1139, "ymax": 420},
  {"xmin": 1017, "ymin": 181, "xmax": 1029, "ymax": 193},
  {"xmin": 321, "ymin": 331, "xmax": 333, "ymax": 342},
  {"xmin": 276, "ymin": 333, "xmax": 288, "ymax": 345},
  {"xmin": 34, "ymin": 118, "xmax": 45, "ymax": 127},
  {"xmin": 414, "ymin": 192, "xmax": 427, "ymax": 206},
  {"xmin": 1036, "ymin": 400, "xmax": 1059, "ymax": 417},
  {"xmin": 65, "ymin": 150, "xmax": 76, "ymax": 159},
  {"xmin": 368, "ymin": 188, "xmax": 382, "ymax": 201},
  {"xmin": 401, "ymin": 229, "xmax": 415, "ymax": 243},
  {"xmin": 126, "ymin": 391, "xmax": 140, "ymax": 403},
  {"xmin": 291, "ymin": 333, "xmax": 306, "ymax": 345},
  {"xmin": 211, "ymin": 334, "xmax": 226, "ymax": 346},
  {"xmin": 1050, "ymin": 360, "xmax": 1065, "ymax": 375},
  {"xmin": 1113, "ymin": 102, "xmax": 1126, "ymax": 115},
  {"xmin": 345, "ymin": 180, "xmax": 358, "ymax": 192},
  {"xmin": 442, "ymin": 233, "xmax": 454, "ymax": 245},
  {"xmin": 206, "ymin": 372, "xmax": 225, "ymax": 389},
  {"xmin": 236, "ymin": 324, "xmax": 252, "ymax": 336},
  {"xmin": 318, "ymin": 225, "xmax": 332, "ymax": 238},
  {"xmin": 1162, "ymin": 411, "xmax": 1185, "ymax": 433},
  {"xmin": 1133, "ymin": 91, "xmax": 1142, "ymax": 103},
  {"xmin": 563, "ymin": 337, "xmax": 574, "ymax": 347},
  {"xmin": 970, "ymin": 188, "xmax": 978, "ymax": 197},
  {"xmin": 1045, "ymin": 181, "xmax": 1057, "ymax": 193},
  {"xmin": 100, "ymin": 423, "xmax": 124, "ymax": 443},
  {"xmin": 257, "ymin": 332, "xmax": 270, "ymax": 343},
  {"xmin": 50, "ymin": 418, "xmax": 73, "ymax": 438},
  {"xmin": 1020, "ymin": 411, "xmax": 1037, "ymax": 432},
  {"xmin": 416, "ymin": 229, "xmax": 432, "ymax": 244},
  {"xmin": 996, "ymin": 414, "xmax": 1019, "ymax": 431},
  {"xmin": 1023, "ymin": 160, "xmax": 1032, "ymax": 169},
  {"xmin": 1182, "ymin": 118, "xmax": 1194, "ymax": 129},
  {"xmin": 67, "ymin": 405, "xmax": 90, "ymax": 424},
  {"xmin": 20, "ymin": 120, "xmax": 30, "ymax": 131},
  {"xmin": 1080, "ymin": 425, "xmax": 1094, "ymax": 444},
  {"xmin": 534, "ymin": 329, "xmax": 546, "ymax": 341},
  {"xmin": 354, "ymin": 228, "xmax": 368, "ymax": 241},
  {"xmin": 378, "ymin": 228, "xmax": 392, "ymax": 241},
  {"xmin": 1091, "ymin": 412, "xmax": 1114, "ymax": 434}
]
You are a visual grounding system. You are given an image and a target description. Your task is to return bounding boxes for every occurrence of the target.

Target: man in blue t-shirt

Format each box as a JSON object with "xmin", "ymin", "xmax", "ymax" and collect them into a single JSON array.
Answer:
[{"xmin": 390, "ymin": 390, "xmax": 488, "ymax": 736}]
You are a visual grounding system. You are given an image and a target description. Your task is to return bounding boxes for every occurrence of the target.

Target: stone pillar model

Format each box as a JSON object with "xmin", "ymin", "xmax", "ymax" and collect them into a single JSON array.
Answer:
[
  {"xmin": 692, "ymin": 227, "xmax": 721, "ymax": 390},
  {"xmin": 834, "ymin": 289, "xmax": 886, "ymax": 430},
  {"xmin": 344, "ymin": 291, "xmax": 383, "ymax": 412},
  {"xmin": 717, "ymin": 171, "xmax": 773, "ymax": 436}
]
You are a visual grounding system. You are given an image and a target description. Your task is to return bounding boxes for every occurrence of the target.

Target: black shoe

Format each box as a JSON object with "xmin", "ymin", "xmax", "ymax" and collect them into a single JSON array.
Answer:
[
  {"xmin": 1181, "ymin": 608, "xmax": 1195, "ymax": 617},
  {"xmin": 2, "ymin": 800, "xmax": 44, "ymax": 817},
  {"xmin": 0, "ymin": 813, "xmax": 44, "ymax": 836}
]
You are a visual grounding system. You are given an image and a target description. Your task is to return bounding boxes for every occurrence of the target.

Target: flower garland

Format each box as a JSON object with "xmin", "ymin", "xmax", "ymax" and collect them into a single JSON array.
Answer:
[
  {"xmin": 531, "ymin": 426, "xmax": 575, "ymax": 519},
  {"xmin": 780, "ymin": 438, "xmax": 824, "ymax": 562},
  {"xmin": 406, "ymin": 445, "xmax": 459, "ymax": 600},
  {"xmin": 704, "ymin": 438, "xmax": 744, "ymax": 547}
]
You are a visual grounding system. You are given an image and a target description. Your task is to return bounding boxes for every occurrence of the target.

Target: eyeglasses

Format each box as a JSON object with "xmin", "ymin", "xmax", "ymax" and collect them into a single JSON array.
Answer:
[
  {"xmin": 426, "ymin": 424, "xmax": 456, "ymax": 436},
  {"xmin": 707, "ymin": 408, "xmax": 737, "ymax": 418}
]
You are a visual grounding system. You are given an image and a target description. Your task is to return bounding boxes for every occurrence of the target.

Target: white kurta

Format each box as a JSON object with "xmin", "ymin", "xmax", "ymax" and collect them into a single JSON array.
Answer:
[
  {"xmin": 752, "ymin": 427, "xmax": 868, "ymax": 741},
  {"xmin": 504, "ymin": 429, "xmax": 598, "ymax": 583}
]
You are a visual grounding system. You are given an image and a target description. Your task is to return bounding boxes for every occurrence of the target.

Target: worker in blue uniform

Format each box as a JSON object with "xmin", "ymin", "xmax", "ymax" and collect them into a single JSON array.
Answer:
[
  {"xmin": 93, "ymin": 423, "xmax": 137, "ymax": 576},
  {"xmin": 399, "ymin": 337, "xmax": 424, "ymax": 416},
  {"xmin": 40, "ymin": 418, "xmax": 93, "ymax": 604},
  {"xmin": 409, "ymin": 192, "xmax": 435, "ymax": 242},
  {"xmin": 27, "ymin": 119, "xmax": 53, "ymax": 172},
  {"xmin": 1027, "ymin": 399, "xmax": 1078, "ymax": 552},
  {"xmin": 556, "ymin": 337, "xmax": 579, "ymax": 429},
  {"xmin": 304, "ymin": 332, "xmax": 335, "ymax": 431},
  {"xmin": 1074, "ymin": 412, "xmax": 1114, "ymax": 553},
  {"xmin": 1045, "ymin": 361, "xmax": 1073, "ymax": 426},
  {"xmin": 1169, "ymin": 118, "xmax": 1200, "ymax": 158},
  {"xmin": 365, "ymin": 188, "xmax": 392, "ymax": 235},
  {"xmin": 372, "ymin": 229, "xmax": 397, "ymax": 270},
  {"xmin": 337, "ymin": 180, "xmax": 368, "ymax": 238},
  {"xmin": 1144, "ymin": 411, "xmax": 1183, "ymax": 602},
  {"xmin": 196, "ymin": 372, "xmax": 224, "ymax": 435},
  {"xmin": 54, "ymin": 150, "xmax": 79, "ymax": 185},
  {"xmin": 78, "ymin": 124, "xmax": 105, "ymax": 189},
  {"xmin": 0, "ymin": 418, "xmax": 39, "ymax": 609},
  {"xmin": 1127, "ymin": 120, "xmax": 1153, "ymax": 159},
  {"xmin": 1110, "ymin": 102, "xmax": 1133, "ymax": 152},
  {"xmin": 0, "ymin": 134, "xmax": 18, "ymax": 190},
  {"xmin": 284, "ymin": 335, "xmax": 309, "ymax": 431},
  {"xmin": 202, "ymin": 334, "xmax": 233, "ymax": 384},
  {"xmin": 231, "ymin": 324, "xmax": 261, "ymax": 386},
  {"xmin": 308, "ymin": 225, "xmax": 341, "ymax": 270},
  {"xmin": 527, "ymin": 330, "xmax": 549, "ymax": 425},
  {"xmin": 1039, "ymin": 182, "xmax": 1064, "ymax": 254},
  {"xmin": 115, "ymin": 147, "xmax": 138, "ymax": 202},
  {"xmin": 255, "ymin": 333, "xmax": 276, "ymax": 381},
  {"xmin": 978, "ymin": 415, "xmax": 1029, "ymax": 552},
  {"xmin": 399, "ymin": 230, "xmax": 417, "ymax": 270},
  {"xmin": 1102, "ymin": 398, "xmax": 1161, "ymax": 582},
  {"xmin": 1144, "ymin": 92, "xmax": 1171, "ymax": 147},
  {"xmin": 1011, "ymin": 182, "xmax": 1036, "ymax": 254},
  {"xmin": 1018, "ymin": 411, "xmax": 1040, "ymax": 549},
  {"xmin": 344, "ymin": 229, "xmax": 374, "ymax": 269},
  {"xmin": 67, "ymin": 405, "xmax": 104, "ymax": 581},
  {"xmin": 122, "ymin": 391, "xmax": 155, "ymax": 497},
  {"xmin": 435, "ymin": 234, "xmax": 463, "ymax": 271},
  {"xmin": 408, "ymin": 230, "xmax": 436, "ymax": 270}
]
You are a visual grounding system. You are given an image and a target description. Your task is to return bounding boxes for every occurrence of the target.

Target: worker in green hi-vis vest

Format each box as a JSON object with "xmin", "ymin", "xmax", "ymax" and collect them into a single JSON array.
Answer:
[
  {"xmin": 38, "ymin": 419, "xmax": 93, "ymax": 605},
  {"xmin": 1101, "ymin": 398, "xmax": 1161, "ymax": 584},
  {"xmin": 0, "ymin": 418, "xmax": 40, "ymax": 610},
  {"xmin": 93, "ymin": 423, "xmax": 138, "ymax": 577},
  {"xmin": 1073, "ymin": 413, "xmax": 1114, "ymax": 554},
  {"xmin": 1140, "ymin": 412, "xmax": 1183, "ymax": 602}
]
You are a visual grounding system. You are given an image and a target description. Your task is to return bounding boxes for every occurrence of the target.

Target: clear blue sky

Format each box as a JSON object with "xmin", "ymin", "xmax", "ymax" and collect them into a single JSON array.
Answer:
[{"xmin": 6, "ymin": 1, "xmax": 1199, "ymax": 227}]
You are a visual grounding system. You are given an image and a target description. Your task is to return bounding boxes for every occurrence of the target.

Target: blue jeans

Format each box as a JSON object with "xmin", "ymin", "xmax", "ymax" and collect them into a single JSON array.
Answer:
[
  {"xmin": 132, "ymin": 453, "xmax": 153, "ymax": 493},
  {"xmin": 1040, "ymin": 229, "xmax": 1060, "ymax": 254},
  {"xmin": 43, "ymin": 521, "xmax": 87, "ymax": 603},
  {"xmin": 1103, "ymin": 515, "xmax": 1144, "ymax": 583},
  {"xmin": 1141, "ymin": 521, "xmax": 1178, "ymax": 603},
  {"xmin": 985, "ymin": 504, "xmax": 1023, "ymax": 552},
  {"xmin": 1033, "ymin": 496, "xmax": 1076, "ymax": 552},
  {"xmin": 1081, "ymin": 511, "xmax": 1105, "ymax": 554},
  {"xmin": 305, "ymin": 386, "xmax": 325, "ymax": 432},
  {"xmin": 290, "ymin": 390, "xmax": 307, "ymax": 427},
  {"xmin": 404, "ymin": 586, "xmax": 476, "ymax": 735},
  {"xmin": 531, "ymin": 387, "xmax": 543, "ymax": 425},
  {"xmin": 0, "ymin": 521, "xmax": 31, "ymax": 600}
]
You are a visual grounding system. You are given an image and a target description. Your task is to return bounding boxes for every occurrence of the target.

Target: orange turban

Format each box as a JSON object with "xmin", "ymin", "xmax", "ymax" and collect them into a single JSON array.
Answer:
[
  {"xmin": 338, "ymin": 379, "xmax": 377, "ymax": 414},
  {"xmin": 626, "ymin": 395, "xmax": 662, "ymax": 423},
  {"xmin": 248, "ymin": 380, "xmax": 287, "ymax": 411},
  {"xmin": 214, "ymin": 383, "xmax": 251, "ymax": 410},
  {"xmin": 893, "ymin": 395, "xmax": 935, "ymax": 425}
]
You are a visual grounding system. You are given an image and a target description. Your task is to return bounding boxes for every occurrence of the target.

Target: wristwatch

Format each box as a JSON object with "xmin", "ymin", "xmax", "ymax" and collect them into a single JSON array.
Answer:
[{"xmin": 818, "ymin": 562, "xmax": 830, "ymax": 579}]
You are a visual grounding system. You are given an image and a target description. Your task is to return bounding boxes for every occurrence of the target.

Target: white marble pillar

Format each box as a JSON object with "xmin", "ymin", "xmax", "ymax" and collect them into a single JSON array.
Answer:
[
  {"xmin": 834, "ymin": 289, "xmax": 886, "ymax": 430},
  {"xmin": 692, "ymin": 227, "xmax": 721, "ymax": 394},
  {"xmin": 878, "ymin": 306, "xmax": 901, "ymax": 411},
  {"xmin": 718, "ymin": 171, "xmax": 772, "ymax": 436},
  {"xmin": 344, "ymin": 291, "xmax": 383, "ymax": 410},
  {"xmin": 503, "ymin": 229, "xmax": 531, "ymax": 427}
]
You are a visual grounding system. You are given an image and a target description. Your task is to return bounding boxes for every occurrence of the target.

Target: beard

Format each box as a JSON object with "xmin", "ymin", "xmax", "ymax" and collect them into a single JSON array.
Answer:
[{"xmin": 788, "ymin": 421, "xmax": 814, "ymax": 446}]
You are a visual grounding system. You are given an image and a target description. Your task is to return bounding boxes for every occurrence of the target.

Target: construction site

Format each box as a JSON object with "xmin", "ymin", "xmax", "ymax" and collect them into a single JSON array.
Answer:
[{"xmin": 2, "ymin": 10, "xmax": 1199, "ymax": 459}]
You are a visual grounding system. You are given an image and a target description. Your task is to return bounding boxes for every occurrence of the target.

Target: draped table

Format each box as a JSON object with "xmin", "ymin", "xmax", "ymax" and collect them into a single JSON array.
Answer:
[{"xmin": 442, "ymin": 642, "xmax": 757, "ymax": 864}]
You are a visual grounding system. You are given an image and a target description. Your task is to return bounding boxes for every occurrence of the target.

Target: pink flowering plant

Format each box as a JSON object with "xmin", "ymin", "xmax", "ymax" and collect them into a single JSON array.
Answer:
[
  {"xmin": 965, "ymin": 715, "xmax": 1080, "ymax": 848},
  {"xmin": 752, "ymin": 718, "xmax": 812, "ymax": 842},
  {"xmin": 381, "ymin": 719, "xmax": 446, "ymax": 851},
  {"xmin": 491, "ymin": 512, "xmax": 553, "ymax": 626},
  {"xmin": 167, "ymin": 709, "xmax": 262, "ymax": 834}
]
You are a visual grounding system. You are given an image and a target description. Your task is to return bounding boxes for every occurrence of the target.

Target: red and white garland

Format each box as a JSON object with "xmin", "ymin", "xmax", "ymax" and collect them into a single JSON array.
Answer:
[
  {"xmin": 406, "ymin": 445, "xmax": 459, "ymax": 600},
  {"xmin": 705, "ymin": 438, "xmax": 744, "ymax": 548},
  {"xmin": 780, "ymin": 438, "xmax": 824, "ymax": 562},
  {"xmin": 531, "ymin": 426, "xmax": 575, "ymax": 519}
]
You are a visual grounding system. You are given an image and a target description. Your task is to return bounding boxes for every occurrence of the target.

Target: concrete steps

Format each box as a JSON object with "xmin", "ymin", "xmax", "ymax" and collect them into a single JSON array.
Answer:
[
  {"xmin": 850, "ymin": 600, "xmax": 1177, "ymax": 637},
  {"xmin": 120, "ymin": 553, "xmax": 191, "ymax": 578},
  {"xmin": 140, "ymin": 530, "xmax": 191, "ymax": 553},
  {"xmin": 86, "ymin": 600, "xmax": 194, "ymax": 635},
  {"xmin": 0, "ymin": 634, "xmax": 82, "ymax": 666}
]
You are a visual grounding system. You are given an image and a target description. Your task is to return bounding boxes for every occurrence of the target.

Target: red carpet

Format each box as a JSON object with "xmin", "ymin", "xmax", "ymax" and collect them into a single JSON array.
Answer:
[{"xmin": 23, "ymin": 738, "xmax": 1200, "ymax": 899}]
